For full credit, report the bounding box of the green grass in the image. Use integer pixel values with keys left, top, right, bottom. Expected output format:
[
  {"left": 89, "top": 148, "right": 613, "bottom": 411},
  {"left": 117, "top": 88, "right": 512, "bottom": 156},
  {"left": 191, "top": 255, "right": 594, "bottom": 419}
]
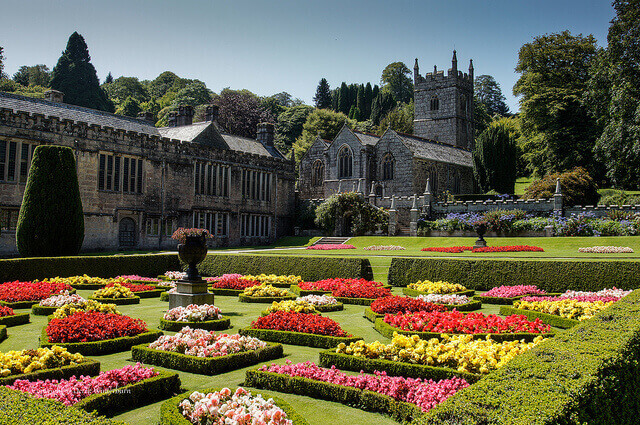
[{"left": 514, "top": 176, "right": 533, "bottom": 196}]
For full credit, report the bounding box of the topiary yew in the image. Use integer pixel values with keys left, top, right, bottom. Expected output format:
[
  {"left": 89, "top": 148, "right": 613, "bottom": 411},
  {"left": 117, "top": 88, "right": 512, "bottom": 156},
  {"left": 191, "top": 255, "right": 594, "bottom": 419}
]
[{"left": 16, "top": 145, "right": 84, "bottom": 257}]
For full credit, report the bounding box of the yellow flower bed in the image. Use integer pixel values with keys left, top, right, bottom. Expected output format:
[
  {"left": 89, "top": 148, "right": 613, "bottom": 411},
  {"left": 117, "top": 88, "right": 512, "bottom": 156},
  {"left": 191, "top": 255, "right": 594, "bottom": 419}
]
[
  {"left": 265, "top": 299, "right": 318, "bottom": 314},
  {"left": 0, "top": 346, "right": 85, "bottom": 376},
  {"left": 240, "top": 274, "right": 302, "bottom": 286},
  {"left": 336, "top": 332, "right": 544, "bottom": 374},
  {"left": 53, "top": 300, "right": 120, "bottom": 319},
  {"left": 408, "top": 280, "right": 467, "bottom": 294},
  {"left": 242, "top": 284, "right": 291, "bottom": 297},
  {"left": 40, "top": 274, "right": 128, "bottom": 286},
  {"left": 93, "top": 283, "right": 134, "bottom": 299},
  {"left": 514, "top": 299, "right": 614, "bottom": 321}
]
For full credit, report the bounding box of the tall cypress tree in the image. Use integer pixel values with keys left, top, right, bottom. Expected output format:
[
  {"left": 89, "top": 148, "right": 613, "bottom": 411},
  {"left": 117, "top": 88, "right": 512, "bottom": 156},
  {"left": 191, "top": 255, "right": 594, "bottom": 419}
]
[
  {"left": 363, "top": 82, "right": 373, "bottom": 119},
  {"left": 313, "top": 78, "right": 332, "bottom": 109},
  {"left": 338, "top": 82, "right": 350, "bottom": 115},
  {"left": 356, "top": 84, "right": 365, "bottom": 121},
  {"left": 50, "top": 32, "right": 114, "bottom": 112}
]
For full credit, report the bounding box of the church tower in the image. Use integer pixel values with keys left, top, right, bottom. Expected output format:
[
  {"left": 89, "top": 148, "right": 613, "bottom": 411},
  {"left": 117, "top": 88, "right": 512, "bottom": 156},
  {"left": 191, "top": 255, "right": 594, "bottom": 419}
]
[{"left": 413, "top": 51, "right": 474, "bottom": 150}]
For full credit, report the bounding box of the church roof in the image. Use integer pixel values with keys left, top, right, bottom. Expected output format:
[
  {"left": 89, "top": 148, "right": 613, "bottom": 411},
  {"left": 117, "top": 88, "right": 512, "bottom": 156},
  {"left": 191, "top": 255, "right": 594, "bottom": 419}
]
[
  {"left": 395, "top": 132, "right": 473, "bottom": 167},
  {"left": 353, "top": 131, "right": 380, "bottom": 146}
]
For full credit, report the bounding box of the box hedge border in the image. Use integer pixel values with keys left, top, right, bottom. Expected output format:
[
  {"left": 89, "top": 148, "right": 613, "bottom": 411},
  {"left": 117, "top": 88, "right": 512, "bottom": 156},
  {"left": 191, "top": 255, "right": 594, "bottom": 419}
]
[
  {"left": 318, "top": 349, "right": 480, "bottom": 383},
  {"left": 402, "top": 288, "right": 475, "bottom": 298},
  {"left": 364, "top": 302, "right": 482, "bottom": 323},
  {"left": 158, "top": 315, "right": 231, "bottom": 332},
  {"left": 260, "top": 303, "right": 345, "bottom": 317},
  {"left": 238, "top": 327, "right": 362, "bottom": 349},
  {"left": 131, "top": 342, "right": 283, "bottom": 375},
  {"left": 473, "top": 293, "right": 562, "bottom": 305},
  {"left": 238, "top": 294, "right": 297, "bottom": 303},
  {"left": 0, "top": 358, "right": 100, "bottom": 386},
  {"left": 499, "top": 305, "right": 580, "bottom": 329},
  {"left": 0, "top": 290, "right": 76, "bottom": 309},
  {"left": 32, "top": 304, "right": 61, "bottom": 316},
  {"left": 244, "top": 369, "right": 422, "bottom": 423},
  {"left": 210, "top": 288, "right": 243, "bottom": 296},
  {"left": 87, "top": 296, "right": 141, "bottom": 305},
  {"left": 388, "top": 257, "right": 640, "bottom": 291},
  {"left": 414, "top": 289, "right": 640, "bottom": 425},
  {"left": 0, "top": 313, "right": 30, "bottom": 327},
  {"left": 198, "top": 254, "right": 373, "bottom": 281},
  {"left": 132, "top": 288, "right": 165, "bottom": 298},
  {"left": 0, "top": 325, "right": 6, "bottom": 343},
  {"left": 160, "top": 387, "right": 309, "bottom": 425},
  {"left": 160, "top": 292, "right": 169, "bottom": 302},
  {"left": 75, "top": 369, "right": 181, "bottom": 415},
  {"left": 40, "top": 327, "right": 164, "bottom": 355},
  {"left": 374, "top": 318, "right": 553, "bottom": 342}
]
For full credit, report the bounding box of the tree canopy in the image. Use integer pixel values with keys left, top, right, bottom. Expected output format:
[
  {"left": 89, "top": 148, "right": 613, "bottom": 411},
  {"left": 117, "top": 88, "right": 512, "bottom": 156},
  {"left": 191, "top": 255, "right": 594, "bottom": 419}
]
[
  {"left": 473, "top": 121, "right": 518, "bottom": 194},
  {"left": 474, "top": 75, "right": 509, "bottom": 116},
  {"left": 380, "top": 62, "right": 413, "bottom": 104},
  {"left": 215, "top": 88, "right": 273, "bottom": 139},
  {"left": 13, "top": 65, "right": 50, "bottom": 87},
  {"left": 313, "top": 78, "right": 332, "bottom": 109},
  {"left": 275, "top": 105, "right": 314, "bottom": 153},
  {"left": 292, "top": 109, "right": 354, "bottom": 162}
]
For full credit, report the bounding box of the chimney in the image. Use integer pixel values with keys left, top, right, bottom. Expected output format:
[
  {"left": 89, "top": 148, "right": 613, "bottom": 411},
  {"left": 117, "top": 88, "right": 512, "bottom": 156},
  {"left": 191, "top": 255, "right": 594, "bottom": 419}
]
[
  {"left": 205, "top": 104, "right": 219, "bottom": 122},
  {"left": 44, "top": 89, "right": 64, "bottom": 103},
  {"left": 176, "top": 105, "right": 194, "bottom": 126},
  {"left": 256, "top": 122, "right": 275, "bottom": 146},
  {"left": 137, "top": 111, "right": 155, "bottom": 124},
  {"left": 168, "top": 111, "right": 178, "bottom": 127}
]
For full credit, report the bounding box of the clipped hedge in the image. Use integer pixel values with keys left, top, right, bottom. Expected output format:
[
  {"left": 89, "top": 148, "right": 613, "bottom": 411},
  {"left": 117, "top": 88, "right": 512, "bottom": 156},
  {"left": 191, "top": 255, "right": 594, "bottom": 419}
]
[
  {"left": 499, "top": 306, "right": 580, "bottom": 329},
  {"left": 238, "top": 294, "right": 297, "bottom": 303},
  {"left": 160, "top": 292, "right": 169, "bottom": 302},
  {"left": 210, "top": 288, "right": 243, "bottom": 296},
  {"left": 318, "top": 349, "right": 479, "bottom": 383},
  {"left": 0, "top": 386, "right": 125, "bottom": 425},
  {"left": 388, "top": 257, "right": 640, "bottom": 291},
  {"left": 87, "top": 296, "right": 140, "bottom": 305},
  {"left": 402, "top": 288, "right": 475, "bottom": 297},
  {"left": 74, "top": 369, "right": 180, "bottom": 415},
  {"left": 260, "top": 303, "right": 344, "bottom": 317},
  {"left": 0, "top": 253, "right": 181, "bottom": 283},
  {"left": 239, "top": 328, "right": 362, "bottom": 349},
  {"left": 374, "top": 318, "right": 553, "bottom": 342},
  {"left": 415, "top": 289, "right": 640, "bottom": 425},
  {"left": 0, "top": 313, "right": 30, "bottom": 327},
  {"left": 131, "top": 342, "right": 283, "bottom": 375},
  {"left": 334, "top": 296, "right": 378, "bottom": 306},
  {"left": 158, "top": 316, "right": 231, "bottom": 332},
  {"left": 474, "top": 293, "right": 562, "bottom": 305},
  {"left": 160, "top": 387, "right": 309, "bottom": 425},
  {"left": 32, "top": 305, "right": 60, "bottom": 316},
  {"left": 40, "top": 328, "right": 164, "bottom": 355},
  {"left": 0, "top": 326, "right": 6, "bottom": 343},
  {"left": 133, "top": 288, "right": 165, "bottom": 298},
  {"left": 245, "top": 369, "right": 422, "bottom": 423},
  {"left": 198, "top": 254, "right": 373, "bottom": 281},
  {"left": 0, "top": 358, "right": 100, "bottom": 386}
]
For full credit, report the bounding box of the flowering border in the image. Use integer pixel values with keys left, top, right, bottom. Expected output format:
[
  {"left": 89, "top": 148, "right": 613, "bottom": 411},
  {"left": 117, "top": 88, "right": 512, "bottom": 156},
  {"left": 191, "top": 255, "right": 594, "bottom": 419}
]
[
  {"left": 363, "top": 302, "right": 482, "bottom": 323},
  {"left": 238, "top": 294, "right": 297, "bottom": 303},
  {"left": 402, "top": 288, "right": 475, "bottom": 298},
  {"left": 244, "top": 369, "right": 422, "bottom": 424},
  {"left": 0, "top": 288, "right": 77, "bottom": 309},
  {"left": 374, "top": 318, "right": 554, "bottom": 342},
  {"left": 499, "top": 306, "right": 580, "bottom": 329},
  {"left": 158, "top": 316, "right": 231, "bottom": 332},
  {"left": 239, "top": 328, "right": 362, "bottom": 349},
  {"left": 0, "top": 358, "right": 100, "bottom": 386},
  {"left": 87, "top": 296, "right": 141, "bottom": 305},
  {"left": 0, "top": 312, "right": 30, "bottom": 327},
  {"left": 40, "top": 327, "right": 164, "bottom": 355},
  {"left": 289, "top": 285, "right": 332, "bottom": 297},
  {"left": 159, "top": 387, "right": 309, "bottom": 425},
  {"left": 260, "top": 303, "right": 344, "bottom": 317},
  {"left": 131, "top": 342, "right": 284, "bottom": 375},
  {"left": 474, "top": 293, "right": 562, "bottom": 305}
]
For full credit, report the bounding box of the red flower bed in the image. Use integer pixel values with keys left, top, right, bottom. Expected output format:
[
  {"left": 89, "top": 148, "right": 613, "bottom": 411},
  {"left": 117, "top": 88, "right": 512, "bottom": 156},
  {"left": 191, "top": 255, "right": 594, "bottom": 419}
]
[
  {"left": 370, "top": 296, "right": 448, "bottom": 315},
  {"left": 299, "top": 278, "right": 390, "bottom": 299},
  {"left": 250, "top": 311, "right": 350, "bottom": 337},
  {"left": 0, "top": 305, "right": 14, "bottom": 317},
  {"left": 211, "top": 277, "right": 261, "bottom": 290},
  {"left": 0, "top": 281, "right": 71, "bottom": 302},
  {"left": 107, "top": 281, "right": 155, "bottom": 292},
  {"left": 421, "top": 246, "right": 472, "bottom": 253},
  {"left": 332, "top": 284, "right": 391, "bottom": 299},
  {"left": 306, "top": 244, "right": 356, "bottom": 250},
  {"left": 384, "top": 310, "right": 550, "bottom": 334},
  {"left": 421, "top": 246, "right": 544, "bottom": 253},
  {"left": 46, "top": 311, "right": 148, "bottom": 343}
]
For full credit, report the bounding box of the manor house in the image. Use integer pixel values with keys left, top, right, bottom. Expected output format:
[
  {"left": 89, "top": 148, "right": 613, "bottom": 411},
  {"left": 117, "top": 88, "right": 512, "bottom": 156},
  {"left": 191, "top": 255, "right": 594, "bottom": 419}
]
[
  {"left": 299, "top": 51, "right": 474, "bottom": 199},
  {"left": 0, "top": 91, "right": 295, "bottom": 255}
]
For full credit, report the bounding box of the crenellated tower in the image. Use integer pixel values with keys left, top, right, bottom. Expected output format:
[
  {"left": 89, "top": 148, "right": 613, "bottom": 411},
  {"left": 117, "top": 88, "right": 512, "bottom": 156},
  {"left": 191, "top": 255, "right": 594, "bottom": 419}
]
[{"left": 413, "top": 50, "right": 474, "bottom": 150}]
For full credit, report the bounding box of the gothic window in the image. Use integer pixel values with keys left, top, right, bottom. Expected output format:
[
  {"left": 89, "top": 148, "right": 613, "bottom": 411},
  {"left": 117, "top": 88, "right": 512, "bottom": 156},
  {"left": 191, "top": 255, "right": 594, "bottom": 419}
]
[
  {"left": 338, "top": 145, "right": 353, "bottom": 179},
  {"left": 382, "top": 153, "right": 394, "bottom": 180},
  {"left": 428, "top": 166, "right": 438, "bottom": 193},
  {"left": 311, "top": 160, "right": 324, "bottom": 186},
  {"left": 430, "top": 96, "right": 439, "bottom": 111},
  {"left": 450, "top": 168, "right": 461, "bottom": 194}
]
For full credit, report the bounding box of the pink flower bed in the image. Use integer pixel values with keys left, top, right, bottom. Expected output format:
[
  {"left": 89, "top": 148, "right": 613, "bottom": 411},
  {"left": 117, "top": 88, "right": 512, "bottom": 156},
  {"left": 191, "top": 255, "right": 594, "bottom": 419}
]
[
  {"left": 204, "top": 274, "right": 243, "bottom": 283},
  {"left": 520, "top": 287, "right": 632, "bottom": 303},
  {"left": 259, "top": 360, "right": 468, "bottom": 412},
  {"left": 306, "top": 244, "right": 356, "bottom": 250},
  {"left": 521, "top": 295, "right": 620, "bottom": 303},
  {"left": 483, "top": 285, "right": 546, "bottom": 298},
  {"left": 116, "top": 275, "right": 163, "bottom": 282},
  {"left": 148, "top": 327, "right": 267, "bottom": 357},
  {"left": 7, "top": 363, "right": 157, "bottom": 405}
]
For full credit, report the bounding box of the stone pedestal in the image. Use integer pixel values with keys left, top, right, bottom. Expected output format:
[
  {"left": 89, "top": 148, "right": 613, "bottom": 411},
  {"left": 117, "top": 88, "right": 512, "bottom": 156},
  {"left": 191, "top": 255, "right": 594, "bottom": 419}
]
[
  {"left": 169, "top": 278, "right": 214, "bottom": 309},
  {"left": 473, "top": 239, "right": 487, "bottom": 249}
]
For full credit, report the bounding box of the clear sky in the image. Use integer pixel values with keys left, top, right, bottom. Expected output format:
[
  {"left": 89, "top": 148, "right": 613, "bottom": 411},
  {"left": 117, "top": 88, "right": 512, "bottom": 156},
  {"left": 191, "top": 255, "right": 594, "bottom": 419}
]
[{"left": 0, "top": 0, "right": 615, "bottom": 113}]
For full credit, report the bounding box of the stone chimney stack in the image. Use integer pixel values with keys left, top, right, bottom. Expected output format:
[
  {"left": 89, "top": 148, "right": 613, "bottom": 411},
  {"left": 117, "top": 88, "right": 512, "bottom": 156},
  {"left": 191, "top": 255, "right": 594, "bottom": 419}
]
[
  {"left": 137, "top": 111, "right": 155, "bottom": 124},
  {"left": 44, "top": 89, "right": 64, "bottom": 103},
  {"left": 256, "top": 122, "right": 275, "bottom": 146},
  {"left": 205, "top": 104, "right": 219, "bottom": 122},
  {"left": 176, "top": 105, "right": 194, "bottom": 126},
  {"left": 168, "top": 112, "right": 178, "bottom": 127}
]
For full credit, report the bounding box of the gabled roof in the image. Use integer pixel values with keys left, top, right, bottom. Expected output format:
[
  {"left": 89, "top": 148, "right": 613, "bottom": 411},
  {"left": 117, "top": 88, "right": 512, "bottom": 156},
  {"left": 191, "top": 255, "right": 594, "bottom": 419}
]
[
  {"left": 391, "top": 130, "right": 473, "bottom": 167},
  {"left": 221, "top": 133, "right": 285, "bottom": 159},
  {"left": 353, "top": 130, "right": 380, "bottom": 146},
  {"left": 158, "top": 121, "right": 210, "bottom": 141}
]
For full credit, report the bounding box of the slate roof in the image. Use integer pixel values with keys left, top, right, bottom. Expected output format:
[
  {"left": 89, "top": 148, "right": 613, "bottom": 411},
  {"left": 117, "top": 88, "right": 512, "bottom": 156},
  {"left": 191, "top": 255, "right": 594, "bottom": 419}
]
[
  {"left": 395, "top": 132, "right": 473, "bottom": 167},
  {"left": 353, "top": 131, "right": 380, "bottom": 146},
  {"left": 221, "top": 133, "right": 285, "bottom": 159},
  {"left": 158, "top": 121, "right": 209, "bottom": 141}
]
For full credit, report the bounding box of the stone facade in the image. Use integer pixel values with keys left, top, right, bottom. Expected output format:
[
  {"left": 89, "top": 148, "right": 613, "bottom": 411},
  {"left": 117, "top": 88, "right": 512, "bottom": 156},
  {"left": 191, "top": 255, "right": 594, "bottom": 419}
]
[{"left": 0, "top": 92, "right": 295, "bottom": 256}]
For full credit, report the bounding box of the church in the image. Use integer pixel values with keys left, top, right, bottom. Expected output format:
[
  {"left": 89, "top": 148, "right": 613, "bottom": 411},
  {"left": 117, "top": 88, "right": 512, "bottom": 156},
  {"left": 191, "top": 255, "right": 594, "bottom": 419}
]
[{"left": 298, "top": 51, "right": 475, "bottom": 200}]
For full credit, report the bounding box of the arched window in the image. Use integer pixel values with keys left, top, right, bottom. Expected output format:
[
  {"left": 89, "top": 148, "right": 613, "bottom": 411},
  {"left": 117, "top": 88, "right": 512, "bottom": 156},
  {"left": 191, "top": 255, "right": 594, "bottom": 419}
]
[
  {"left": 460, "top": 95, "right": 467, "bottom": 113},
  {"left": 311, "top": 160, "right": 324, "bottom": 187},
  {"left": 382, "top": 153, "right": 394, "bottom": 180},
  {"left": 338, "top": 145, "right": 353, "bottom": 179},
  {"left": 430, "top": 96, "right": 439, "bottom": 111},
  {"left": 428, "top": 166, "right": 438, "bottom": 193}
]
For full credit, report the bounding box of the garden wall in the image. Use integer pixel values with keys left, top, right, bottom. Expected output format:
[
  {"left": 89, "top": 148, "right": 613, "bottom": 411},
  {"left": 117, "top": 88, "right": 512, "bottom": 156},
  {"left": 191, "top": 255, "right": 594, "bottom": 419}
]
[
  {"left": 413, "top": 289, "right": 640, "bottom": 425},
  {"left": 387, "top": 257, "right": 640, "bottom": 291}
]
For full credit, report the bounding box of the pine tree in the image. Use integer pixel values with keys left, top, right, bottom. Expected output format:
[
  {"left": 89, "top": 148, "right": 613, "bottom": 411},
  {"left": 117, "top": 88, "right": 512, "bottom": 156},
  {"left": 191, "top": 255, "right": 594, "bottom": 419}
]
[
  {"left": 338, "top": 82, "right": 350, "bottom": 115},
  {"left": 363, "top": 82, "right": 373, "bottom": 119},
  {"left": 313, "top": 78, "right": 332, "bottom": 109},
  {"left": 104, "top": 72, "right": 113, "bottom": 84},
  {"left": 356, "top": 84, "right": 365, "bottom": 121},
  {"left": 331, "top": 88, "right": 339, "bottom": 111},
  {"left": 50, "top": 32, "right": 114, "bottom": 112},
  {"left": 348, "top": 105, "right": 356, "bottom": 120}
]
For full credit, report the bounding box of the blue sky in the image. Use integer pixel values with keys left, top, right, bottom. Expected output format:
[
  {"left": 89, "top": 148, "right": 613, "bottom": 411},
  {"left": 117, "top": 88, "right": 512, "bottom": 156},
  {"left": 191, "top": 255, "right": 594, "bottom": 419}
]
[{"left": 1, "top": 0, "right": 614, "bottom": 112}]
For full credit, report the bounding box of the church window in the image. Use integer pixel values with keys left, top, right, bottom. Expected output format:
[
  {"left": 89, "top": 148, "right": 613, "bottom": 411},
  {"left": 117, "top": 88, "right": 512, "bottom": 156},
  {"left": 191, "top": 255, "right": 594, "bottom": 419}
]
[
  {"left": 338, "top": 145, "right": 353, "bottom": 179},
  {"left": 382, "top": 153, "right": 394, "bottom": 180},
  {"left": 311, "top": 160, "right": 324, "bottom": 186},
  {"left": 428, "top": 166, "right": 438, "bottom": 193},
  {"left": 430, "top": 96, "right": 439, "bottom": 111}
]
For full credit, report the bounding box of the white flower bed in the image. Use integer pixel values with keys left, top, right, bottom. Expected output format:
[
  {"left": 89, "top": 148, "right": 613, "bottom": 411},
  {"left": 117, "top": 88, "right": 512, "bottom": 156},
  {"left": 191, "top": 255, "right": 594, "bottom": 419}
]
[
  {"left": 39, "top": 291, "right": 86, "bottom": 307},
  {"left": 562, "top": 288, "right": 632, "bottom": 299},
  {"left": 163, "top": 304, "right": 222, "bottom": 322},
  {"left": 164, "top": 271, "right": 187, "bottom": 280},
  {"left": 416, "top": 293, "right": 471, "bottom": 305},
  {"left": 297, "top": 294, "right": 339, "bottom": 306},
  {"left": 363, "top": 245, "right": 406, "bottom": 251},
  {"left": 149, "top": 327, "right": 267, "bottom": 357},
  {"left": 578, "top": 246, "right": 634, "bottom": 253}
]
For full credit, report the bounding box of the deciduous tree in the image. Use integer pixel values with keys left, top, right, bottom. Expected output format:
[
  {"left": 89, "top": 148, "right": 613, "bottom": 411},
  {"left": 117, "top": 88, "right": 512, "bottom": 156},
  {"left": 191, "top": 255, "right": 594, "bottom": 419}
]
[
  {"left": 380, "top": 62, "right": 413, "bottom": 104},
  {"left": 473, "top": 121, "right": 518, "bottom": 194},
  {"left": 474, "top": 75, "right": 509, "bottom": 116},
  {"left": 292, "top": 109, "right": 354, "bottom": 162}
]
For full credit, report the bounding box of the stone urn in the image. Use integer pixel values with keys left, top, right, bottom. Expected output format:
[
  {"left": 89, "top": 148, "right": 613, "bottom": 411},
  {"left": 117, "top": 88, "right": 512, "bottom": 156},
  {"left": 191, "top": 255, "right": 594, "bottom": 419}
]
[
  {"left": 178, "top": 235, "right": 208, "bottom": 281},
  {"left": 473, "top": 222, "right": 488, "bottom": 249}
]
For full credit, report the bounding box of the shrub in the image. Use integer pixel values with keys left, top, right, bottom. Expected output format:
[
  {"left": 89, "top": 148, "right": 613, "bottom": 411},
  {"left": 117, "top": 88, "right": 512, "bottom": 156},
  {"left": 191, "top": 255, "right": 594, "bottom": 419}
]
[
  {"left": 314, "top": 192, "right": 389, "bottom": 235},
  {"left": 523, "top": 167, "right": 599, "bottom": 206},
  {"left": 473, "top": 122, "right": 518, "bottom": 194},
  {"left": 16, "top": 145, "right": 84, "bottom": 256}
]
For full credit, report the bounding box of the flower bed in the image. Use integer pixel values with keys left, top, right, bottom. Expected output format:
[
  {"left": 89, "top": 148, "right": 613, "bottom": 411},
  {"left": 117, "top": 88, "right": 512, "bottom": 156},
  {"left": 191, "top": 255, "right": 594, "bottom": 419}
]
[
  {"left": 89, "top": 283, "right": 140, "bottom": 304},
  {"left": 132, "top": 328, "right": 283, "bottom": 375},
  {"left": 499, "top": 305, "right": 580, "bottom": 329},
  {"left": 513, "top": 298, "right": 614, "bottom": 321},
  {"left": 296, "top": 278, "right": 392, "bottom": 303},
  {"left": 160, "top": 387, "right": 308, "bottom": 425},
  {"left": 0, "top": 281, "right": 72, "bottom": 308},
  {"left": 239, "top": 284, "right": 296, "bottom": 303},
  {"left": 41, "top": 275, "right": 112, "bottom": 290},
  {"left": 264, "top": 299, "right": 319, "bottom": 315},
  {"left": 297, "top": 295, "right": 343, "bottom": 312},
  {"left": 0, "top": 305, "right": 30, "bottom": 327},
  {"left": 415, "top": 294, "right": 482, "bottom": 311},
  {"left": 33, "top": 292, "right": 87, "bottom": 316},
  {"left": 105, "top": 281, "right": 164, "bottom": 298},
  {"left": 159, "top": 305, "right": 230, "bottom": 332},
  {"left": 52, "top": 300, "right": 120, "bottom": 319},
  {"left": 560, "top": 287, "right": 632, "bottom": 300},
  {"left": 306, "top": 244, "right": 356, "bottom": 250},
  {"left": 88, "top": 296, "right": 140, "bottom": 305},
  {"left": 371, "top": 296, "right": 449, "bottom": 315},
  {"left": 407, "top": 280, "right": 468, "bottom": 294},
  {"left": 474, "top": 285, "right": 549, "bottom": 305},
  {"left": 421, "top": 246, "right": 472, "bottom": 253},
  {"left": 578, "top": 246, "right": 634, "bottom": 253},
  {"left": 363, "top": 245, "right": 406, "bottom": 251},
  {"left": 209, "top": 275, "right": 261, "bottom": 295},
  {"left": 116, "top": 275, "right": 164, "bottom": 283},
  {"left": 421, "top": 245, "right": 544, "bottom": 253},
  {"left": 163, "top": 271, "right": 187, "bottom": 280},
  {"left": 242, "top": 274, "right": 303, "bottom": 288}
]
